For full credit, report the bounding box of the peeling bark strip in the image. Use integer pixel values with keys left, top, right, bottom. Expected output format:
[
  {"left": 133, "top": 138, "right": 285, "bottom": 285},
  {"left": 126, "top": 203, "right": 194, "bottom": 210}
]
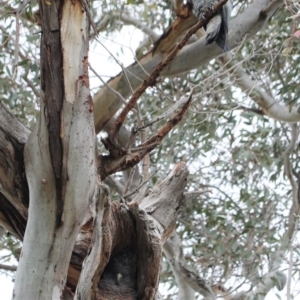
[
  {"left": 152, "top": 1, "right": 198, "bottom": 54},
  {"left": 40, "top": 0, "right": 64, "bottom": 180},
  {"left": 39, "top": 0, "right": 65, "bottom": 227},
  {"left": 13, "top": 0, "right": 96, "bottom": 299},
  {"left": 75, "top": 183, "right": 111, "bottom": 300},
  {"left": 61, "top": 0, "right": 89, "bottom": 105}
]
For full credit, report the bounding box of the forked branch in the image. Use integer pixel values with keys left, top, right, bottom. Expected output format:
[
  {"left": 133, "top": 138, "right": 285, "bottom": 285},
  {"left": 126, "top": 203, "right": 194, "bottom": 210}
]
[
  {"left": 99, "top": 92, "right": 192, "bottom": 179},
  {"left": 109, "top": 0, "right": 229, "bottom": 143}
]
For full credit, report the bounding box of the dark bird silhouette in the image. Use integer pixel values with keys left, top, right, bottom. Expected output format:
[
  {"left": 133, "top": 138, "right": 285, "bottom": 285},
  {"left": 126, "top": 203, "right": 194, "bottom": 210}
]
[{"left": 190, "top": 0, "right": 232, "bottom": 52}]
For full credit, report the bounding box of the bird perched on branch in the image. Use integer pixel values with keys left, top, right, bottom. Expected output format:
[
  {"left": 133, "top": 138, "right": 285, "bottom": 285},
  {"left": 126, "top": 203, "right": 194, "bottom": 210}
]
[{"left": 189, "top": 0, "right": 232, "bottom": 52}]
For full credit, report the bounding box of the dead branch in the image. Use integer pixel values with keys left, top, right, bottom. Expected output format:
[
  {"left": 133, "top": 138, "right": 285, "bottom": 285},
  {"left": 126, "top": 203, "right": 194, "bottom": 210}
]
[{"left": 70, "top": 163, "right": 188, "bottom": 297}]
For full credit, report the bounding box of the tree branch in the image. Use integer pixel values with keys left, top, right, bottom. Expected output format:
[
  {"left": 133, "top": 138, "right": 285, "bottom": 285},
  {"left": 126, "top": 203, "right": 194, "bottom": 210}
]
[
  {"left": 99, "top": 93, "right": 192, "bottom": 179},
  {"left": 92, "top": 0, "right": 283, "bottom": 133},
  {"left": 109, "top": 0, "right": 229, "bottom": 142},
  {"left": 224, "top": 53, "right": 300, "bottom": 123},
  {"left": 0, "top": 263, "right": 17, "bottom": 272}
]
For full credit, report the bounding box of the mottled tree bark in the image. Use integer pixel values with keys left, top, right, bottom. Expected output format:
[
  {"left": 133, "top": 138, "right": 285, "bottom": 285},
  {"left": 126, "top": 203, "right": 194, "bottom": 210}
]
[
  {"left": 0, "top": 102, "right": 29, "bottom": 239},
  {"left": 74, "top": 163, "right": 188, "bottom": 300},
  {"left": 13, "top": 0, "right": 96, "bottom": 298}
]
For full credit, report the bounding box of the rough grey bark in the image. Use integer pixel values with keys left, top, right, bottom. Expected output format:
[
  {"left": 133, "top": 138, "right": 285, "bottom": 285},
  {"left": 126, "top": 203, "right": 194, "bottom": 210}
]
[{"left": 74, "top": 162, "right": 188, "bottom": 299}]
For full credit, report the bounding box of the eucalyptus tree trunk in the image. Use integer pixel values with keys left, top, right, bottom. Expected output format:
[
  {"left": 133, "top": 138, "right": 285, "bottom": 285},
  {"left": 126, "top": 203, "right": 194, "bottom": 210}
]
[{"left": 13, "top": 0, "right": 96, "bottom": 298}]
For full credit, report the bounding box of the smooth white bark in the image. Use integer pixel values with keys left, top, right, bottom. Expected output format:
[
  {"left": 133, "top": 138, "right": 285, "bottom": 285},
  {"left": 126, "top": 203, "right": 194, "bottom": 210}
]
[
  {"left": 225, "top": 54, "right": 300, "bottom": 123},
  {"left": 13, "top": 1, "right": 97, "bottom": 299}
]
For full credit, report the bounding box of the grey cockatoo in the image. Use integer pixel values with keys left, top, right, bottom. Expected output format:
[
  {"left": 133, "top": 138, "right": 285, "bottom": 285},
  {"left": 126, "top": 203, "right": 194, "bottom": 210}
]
[{"left": 189, "top": 0, "right": 232, "bottom": 51}]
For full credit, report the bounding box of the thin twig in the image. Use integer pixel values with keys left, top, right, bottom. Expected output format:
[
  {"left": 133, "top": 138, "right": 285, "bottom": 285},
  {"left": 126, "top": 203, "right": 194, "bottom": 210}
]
[
  {"left": 142, "top": 92, "right": 193, "bottom": 147},
  {"left": 287, "top": 244, "right": 293, "bottom": 300},
  {"left": 113, "top": 11, "right": 159, "bottom": 41},
  {"left": 130, "top": 142, "right": 159, "bottom": 153},
  {"left": 12, "top": 11, "right": 20, "bottom": 81},
  {"left": 80, "top": 0, "right": 98, "bottom": 35},
  {"left": 138, "top": 118, "right": 150, "bottom": 201},
  {"left": 103, "top": 175, "right": 124, "bottom": 195},
  {"left": 89, "top": 63, "right": 136, "bottom": 111},
  {"left": 123, "top": 166, "right": 136, "bottom": 196},
  {"left": 22, "top": 75, "right": 40, "bottom": 98},
  {"left": 137, "top": 90, "right": 194, "bottom": 131},
  {"left": 94, "top": 36, "right": 139, "bottom": 94},
  {"left": 125, "top": 168, "right": 159, "bottom": 199}
]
